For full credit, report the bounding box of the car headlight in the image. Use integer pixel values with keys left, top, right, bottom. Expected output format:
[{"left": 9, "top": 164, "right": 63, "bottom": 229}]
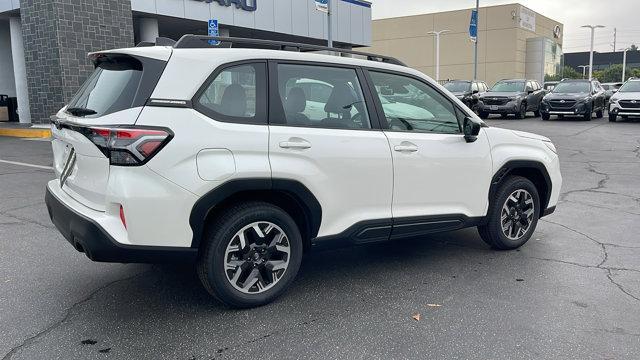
[
  {"left": 576, "top": 98, "right": 590, "bottom": 105},
  {"left": 544, "top": 141, "right": 557, "bottom": 154}
]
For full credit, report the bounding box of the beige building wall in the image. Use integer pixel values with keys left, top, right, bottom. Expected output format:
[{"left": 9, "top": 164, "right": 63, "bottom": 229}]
[{"left": 367, "top": 3, "right": 563, "bottom": 86}]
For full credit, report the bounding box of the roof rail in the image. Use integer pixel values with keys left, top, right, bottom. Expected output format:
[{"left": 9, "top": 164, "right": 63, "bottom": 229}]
[{"left": 173, "top": 35, "right": 407, "bottom": 67}]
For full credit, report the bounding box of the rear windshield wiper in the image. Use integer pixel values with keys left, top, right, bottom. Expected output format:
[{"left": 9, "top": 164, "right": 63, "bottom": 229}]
[{"left": 67, "top": 107, "right": 97, "bottom": 117}]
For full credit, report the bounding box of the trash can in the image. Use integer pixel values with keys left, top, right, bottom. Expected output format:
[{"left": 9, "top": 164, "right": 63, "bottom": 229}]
[
  {"left": 0, "top": 95, "right": 8, "bottom": 122},
  {"left": 7, "top": 97, "right": 18, "bottom": 122}
]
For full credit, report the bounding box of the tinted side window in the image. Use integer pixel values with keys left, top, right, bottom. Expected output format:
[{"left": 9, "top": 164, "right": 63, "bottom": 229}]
[
  {"left": 369, "top": 71, "right": 461, "bottom": 134},
  {"left": 195, "top": 63, "right": 267, "bottom": 124},
  {"left": 273, "top": 64, "right": 371, "bottom": 129}
]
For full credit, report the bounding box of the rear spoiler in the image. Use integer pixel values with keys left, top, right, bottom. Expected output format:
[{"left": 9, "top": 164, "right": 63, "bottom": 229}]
[{"left": 136, "top": 37, "right": 177, "bottom": 47}]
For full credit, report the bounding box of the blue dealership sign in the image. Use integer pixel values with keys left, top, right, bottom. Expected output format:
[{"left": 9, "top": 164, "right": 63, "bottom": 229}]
[
  {"left": 469, "top": 10, "right": 478, "bottom": 42},
  {"left": 208, "top": 19, "right": 219, "bottom": 45},
  {"left": 315, "top": 0, "right": 329, "bottom": 13}
]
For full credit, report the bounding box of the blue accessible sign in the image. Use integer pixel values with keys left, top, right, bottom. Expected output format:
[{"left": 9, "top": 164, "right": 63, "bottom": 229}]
[
  {"left": 208, "top": 19, "right": 220, "bottom": 45},
  {"left": 469, "top": 10, "right": 478, "bottom": 43}
]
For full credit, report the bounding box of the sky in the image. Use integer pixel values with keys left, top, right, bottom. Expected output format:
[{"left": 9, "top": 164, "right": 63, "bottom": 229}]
[{"left": 369, "top": 0, "right": 640, "bottom": 53}]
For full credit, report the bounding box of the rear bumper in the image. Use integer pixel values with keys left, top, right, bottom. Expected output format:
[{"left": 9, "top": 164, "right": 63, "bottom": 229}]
[{"left": 45, "top": 185, "right": 197, "bottom": 263}]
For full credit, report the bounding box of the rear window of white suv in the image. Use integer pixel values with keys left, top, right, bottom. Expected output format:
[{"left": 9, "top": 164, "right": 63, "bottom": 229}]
[{"left": 66, "top": 54, "right": 166, "bottom": 118}]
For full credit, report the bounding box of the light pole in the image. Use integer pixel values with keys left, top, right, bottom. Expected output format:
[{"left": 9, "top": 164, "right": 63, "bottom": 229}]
[
  {"left": 622, "top": 47, "right": 630, "bottom": 82},
  {"left": 578, "top": 65, "right": 589, "bottom": 79},
  {"left": 428, "top": 30, "right": 450, "bottom": 82},
  {"left": 581, "top": 25, "right": 605, "bottom": 80}
]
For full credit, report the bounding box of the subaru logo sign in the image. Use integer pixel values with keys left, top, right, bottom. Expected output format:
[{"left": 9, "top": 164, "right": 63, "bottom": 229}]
[
  {"left": 193, "top": 0, "right": 257, "bottom": 12},
  {"left": 560, "top": 100, "right": 566, "bottom": 103}
]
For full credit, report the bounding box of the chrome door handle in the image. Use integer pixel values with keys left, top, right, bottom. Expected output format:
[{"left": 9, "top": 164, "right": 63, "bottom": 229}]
[
  {"left": 279, "top": 138, "right": 312, "bottom": 149},
  {"left": 394, "top": 142, "right": 418, "bottom": 153}
]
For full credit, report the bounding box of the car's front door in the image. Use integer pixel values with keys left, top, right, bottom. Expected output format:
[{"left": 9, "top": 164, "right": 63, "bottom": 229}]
[
  {"left": 268, "top": 62, "right": 393, "bottom": 240},
  {"left": 366, "top": 69, "right": 493, "bottom": 230}
]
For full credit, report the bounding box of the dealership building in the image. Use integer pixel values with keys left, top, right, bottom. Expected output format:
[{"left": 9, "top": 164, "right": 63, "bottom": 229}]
[
  {"left": 0, "top": 0, "right": 372, "bottom": 124},
  {"left": 367, "top": 3, "right": 563, "bottom": 86}
]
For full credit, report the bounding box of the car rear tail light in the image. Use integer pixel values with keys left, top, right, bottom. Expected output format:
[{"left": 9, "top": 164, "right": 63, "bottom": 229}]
[
  {"left": 119, "top": 205, "right": 127, "bottom": 229},
  {"left": 82, "top": 126, "right": 173, "bottom": 166}
]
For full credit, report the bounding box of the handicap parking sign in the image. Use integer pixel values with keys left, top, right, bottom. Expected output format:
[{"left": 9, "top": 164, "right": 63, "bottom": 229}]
[{"left": 208, "top": 19, "right": 220, "bottom": 45}]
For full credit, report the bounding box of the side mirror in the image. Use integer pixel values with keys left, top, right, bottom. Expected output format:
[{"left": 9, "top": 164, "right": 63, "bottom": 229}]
[{"left": 463, "top": 117, "right": 481, "bottom": 143}]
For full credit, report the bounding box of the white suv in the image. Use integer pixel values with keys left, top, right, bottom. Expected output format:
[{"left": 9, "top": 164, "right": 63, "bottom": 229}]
[
  {"left": 609, "top": 78, "right": 640, "bottom": 122},
  {"left": 45, "top": 36, "right": 562, "bottom": 308}
]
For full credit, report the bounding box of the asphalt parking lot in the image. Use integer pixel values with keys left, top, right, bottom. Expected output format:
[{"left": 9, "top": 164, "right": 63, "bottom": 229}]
[{"left": 1, "top": 116, "right": 639, "bottom": 360}]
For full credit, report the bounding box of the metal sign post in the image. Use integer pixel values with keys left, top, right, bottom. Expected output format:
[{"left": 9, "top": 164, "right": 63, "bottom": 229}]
[
  {"left": 315, "top": 0, "right": 332, "bottom": 48},
  {"left": 470, "top": 0, "right": 479, "bottom": 80}
]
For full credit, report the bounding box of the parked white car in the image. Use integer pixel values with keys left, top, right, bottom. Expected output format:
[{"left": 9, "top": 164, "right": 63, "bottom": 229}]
[
  {"left": 45, "top": 36, "right": 562, "bottom": 308},
  {"left": 609, "top": 79, "right": 640, "bottom": 122}
]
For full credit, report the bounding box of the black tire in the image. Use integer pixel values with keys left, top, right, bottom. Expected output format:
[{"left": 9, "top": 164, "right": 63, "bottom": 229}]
[
  {"left": 478, "top": 176, "right": 540, "bottom": 250},
  {"left": 583, "top": 106, "right": 592, "bottom": 121},
  {"left": 541, "top": 113, "right": 550, "bottom": 121},
  {"left": 197, "top": 202, "right": 303, "bottom": 308},
  {"left": 516, "top": 103, "right": 527, "bottom": 119},
  {"left": 595, "top": 109, "right": 603, "bottom": 119},
  {"left": 609, "top": 113, "right": 617, "bottom": 122},
  {"left": 479, "top": 111, "right": 489, "bottom": 119},
  {"left": 533, "top": 109, "right": 541, "bottom": 117}
]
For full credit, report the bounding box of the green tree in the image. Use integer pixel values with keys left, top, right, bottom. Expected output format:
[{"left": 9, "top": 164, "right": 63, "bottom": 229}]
[{"left": 545, "top": 66, "right": 582, "bottom": 81}]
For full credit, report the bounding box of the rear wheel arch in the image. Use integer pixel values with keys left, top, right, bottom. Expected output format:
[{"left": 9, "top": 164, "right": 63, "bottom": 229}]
[
  {"left": 489, "top": 161, "right": 551, "bottom": 217},
  {"left": 189, "top": 179, "right": 322, "bottom": 251}
]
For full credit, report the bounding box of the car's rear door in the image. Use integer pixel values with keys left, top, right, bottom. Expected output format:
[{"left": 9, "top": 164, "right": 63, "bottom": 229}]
[
  {"left": 267, "top": 62, "right": 393, "bottom": 241},
  {"left": 51, "top": 51, "right": 170, "bottom": 211}
]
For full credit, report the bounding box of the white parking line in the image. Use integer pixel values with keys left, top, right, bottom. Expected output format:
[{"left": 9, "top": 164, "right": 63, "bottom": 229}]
[{"left": 0, "top": 159, "right": 53, "bottom": 170}]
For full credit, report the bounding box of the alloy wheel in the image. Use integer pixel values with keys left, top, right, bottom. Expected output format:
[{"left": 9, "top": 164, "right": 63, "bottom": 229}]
[
  {"left": 500, "top": 189, "right": 535, "bottom": 240},
  {"left": 223, "top": 221, "right": 291, "bottom": 294}
]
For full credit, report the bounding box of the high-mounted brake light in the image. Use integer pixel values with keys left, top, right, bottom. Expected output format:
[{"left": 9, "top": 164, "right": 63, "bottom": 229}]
[{"left": 82, "top": 126, "right": 173, "bottom": 166}]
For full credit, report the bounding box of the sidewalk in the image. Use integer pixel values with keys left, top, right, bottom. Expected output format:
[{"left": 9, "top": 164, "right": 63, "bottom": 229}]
[{"left": 0, "top": 122, "right": 51, "bottom": 138}]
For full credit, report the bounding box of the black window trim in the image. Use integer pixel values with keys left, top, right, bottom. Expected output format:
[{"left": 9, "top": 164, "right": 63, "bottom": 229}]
[
  {"left": 362, "top": 67, "right": 468, "bottom": 135},
  {"left": 267, "top": 59, "right": 384, "bottom": 131},
  {"left": 192, "top": 59, "right": 269, "bottom": 125}
]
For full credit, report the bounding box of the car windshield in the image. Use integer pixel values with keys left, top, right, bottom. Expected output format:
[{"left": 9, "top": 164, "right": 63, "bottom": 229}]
[
  {"left": 490, "top": 81, "right": 525, "bottom": 92},
  {"left": 553, "top": 82, "right": 591, "bottom": 94},
  {"left": 443, "top": 82, "right": 470, "bottom": 92},
  {"left": 618, "top": 81, "right": 640, "bottom": 92}
]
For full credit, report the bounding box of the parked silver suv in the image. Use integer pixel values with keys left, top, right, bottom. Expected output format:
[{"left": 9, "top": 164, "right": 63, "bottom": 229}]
[{"left": 478, "top": 79, "right": 546, "bottom": 119}]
